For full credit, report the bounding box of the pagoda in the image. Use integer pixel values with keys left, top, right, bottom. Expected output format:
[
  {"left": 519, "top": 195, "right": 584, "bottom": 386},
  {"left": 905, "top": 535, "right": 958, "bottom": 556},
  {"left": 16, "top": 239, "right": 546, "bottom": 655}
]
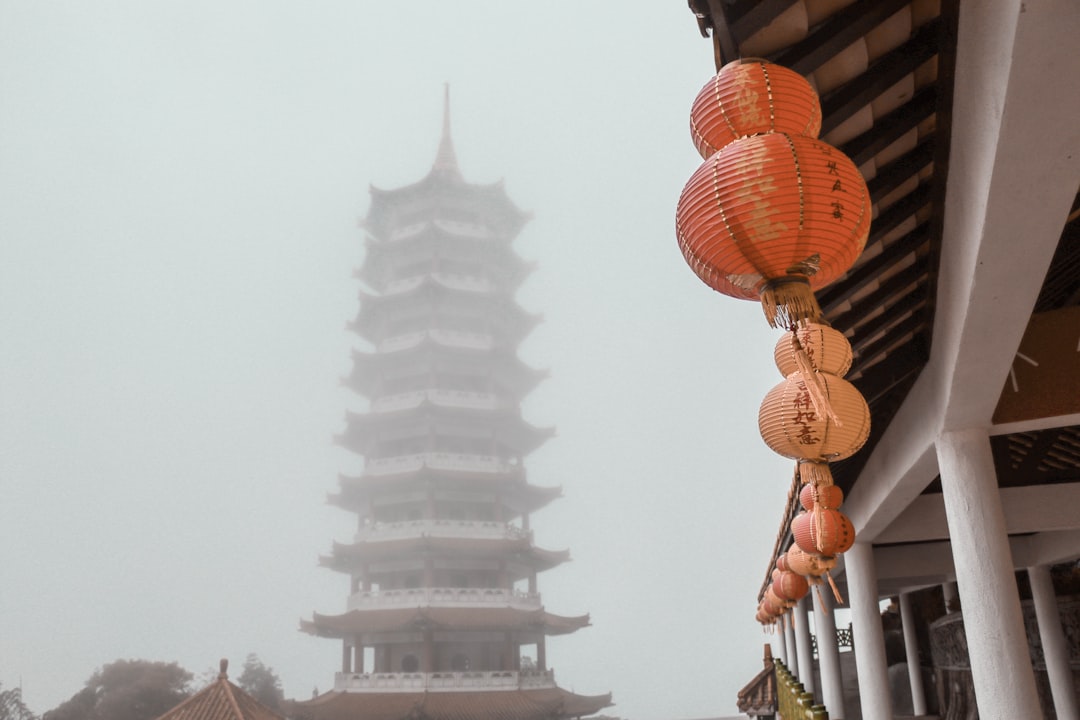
[{"left": 293, "top": 92, "right": 611, "bottom": 720}]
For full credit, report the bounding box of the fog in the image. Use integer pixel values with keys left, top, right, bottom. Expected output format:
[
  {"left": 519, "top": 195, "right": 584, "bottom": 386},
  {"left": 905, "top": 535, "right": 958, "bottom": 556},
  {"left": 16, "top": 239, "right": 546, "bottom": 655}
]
[{"left": 0, "top": 3, "right": 795, "bottom": 718}]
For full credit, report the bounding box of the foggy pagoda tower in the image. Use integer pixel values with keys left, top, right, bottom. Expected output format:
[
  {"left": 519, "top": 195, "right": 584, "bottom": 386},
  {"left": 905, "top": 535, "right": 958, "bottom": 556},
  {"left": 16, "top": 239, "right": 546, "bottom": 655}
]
[{"left": 295, "top": 93, "right": 611, "bottom": 720}]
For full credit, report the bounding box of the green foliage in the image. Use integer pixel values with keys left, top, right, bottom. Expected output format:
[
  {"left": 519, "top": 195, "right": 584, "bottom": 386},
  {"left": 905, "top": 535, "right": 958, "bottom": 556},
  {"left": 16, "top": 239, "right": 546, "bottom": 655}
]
[
  {"left": 236, "top": 655, "right": 283, "bottom": 710},
  {"left": 43, "top": 660, "right": 191, "bottom": 720},
  {"left": 0, "top": 684, "right": 39, "bottom": 720}
]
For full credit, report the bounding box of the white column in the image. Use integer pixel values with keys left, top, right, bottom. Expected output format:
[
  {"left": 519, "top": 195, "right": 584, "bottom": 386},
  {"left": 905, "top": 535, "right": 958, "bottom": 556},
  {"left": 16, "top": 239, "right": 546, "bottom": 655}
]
[
  {"left": 794, "top": 598, "right": 816, "bottom": 696},
  {"left": 937, "top": 428, "right": 1042, "bottom": 718},
  {"left": 1029, "top": 564, "right": 1080, "bottom": 720},
  {"left": 784, "top": 613, "right": 799, "bottom": 678},
  {"left": 772, "top": 627, "right": 786, "bottom": 666},
  {"left": 943, "top": 581, "right": 959, "bottom": 613},
  {"left": 846, "top": 541, "right": 893, "bottom": 720},
  {"left": 899, "top": 592, "right": 927, "bottom": 716},
  {"left": 813, "top": 587, "right": 846, "bottom": 719}
]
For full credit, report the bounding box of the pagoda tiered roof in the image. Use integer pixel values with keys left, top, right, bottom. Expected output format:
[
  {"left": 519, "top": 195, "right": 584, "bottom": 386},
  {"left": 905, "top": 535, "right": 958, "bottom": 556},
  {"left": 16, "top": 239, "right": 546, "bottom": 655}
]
[
  {"left": 301, "top": 606, "right": 589, "bottom": 638},
  {"left": 344, "top": 344, "right": 548, "bottom": 399},
  {"left": 321, "top": 536, "right": 570, "bottom": 574},
  {"left": 337, "top": 406, "right": 554, "bottom": 457},
  {"left": 288, "top": 686, "right": 612, "bottom": 720}
]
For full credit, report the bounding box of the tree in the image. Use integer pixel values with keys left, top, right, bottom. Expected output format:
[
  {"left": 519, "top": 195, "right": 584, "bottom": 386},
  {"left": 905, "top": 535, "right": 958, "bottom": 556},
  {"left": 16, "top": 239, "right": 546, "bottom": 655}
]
[
  {"left": 44, "top": 660, "right": 191, "bottom": 720},
  {"left": 236, "top": 654, "right": 283, "bottom": 710},
  {"left": 0, "top": 683, "right": 38, "bottom": 720}
]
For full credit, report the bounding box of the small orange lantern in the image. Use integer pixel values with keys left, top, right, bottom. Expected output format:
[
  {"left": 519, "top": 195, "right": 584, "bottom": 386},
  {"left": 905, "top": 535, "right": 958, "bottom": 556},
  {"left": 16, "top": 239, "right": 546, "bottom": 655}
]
[
  {"left": 792, "top": 509, "right": 856, "bottom": 556},
  {"left": 690, "top": 59, "right": 822, "bottom": 159},
  {"left": 786, "top": 546, "right": 836, "bottom": 578},
  {"left": 758, "top": 371, "right": 871, "bottom": 461},
  {"left": 800, "top": 482, "right": 844, "bottom": 511},
  {"left": 774, "top": 322, "right": 853, "bottom": 378},
  {"left": 773, "top": 570, "right": 810, "bottom": 602},
  {"left": 676, "top": 133, "right": 871, "bottom": 328}
]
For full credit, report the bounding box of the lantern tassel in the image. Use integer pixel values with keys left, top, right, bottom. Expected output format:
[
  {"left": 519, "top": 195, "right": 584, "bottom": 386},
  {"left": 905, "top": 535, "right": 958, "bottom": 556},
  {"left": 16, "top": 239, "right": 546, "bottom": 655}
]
[
  {"left": 799, "top": 460, "right": 834, "bottom": 487},
  {"left": 761, "top": 277, "right": 822, "bottom": 330},
  {"left": 791, "top": 336, "right": 842, "bottom": 426},
  {"left": 825, "top": 570, "right": 844, "bottom": 605},
  {"left": 813, "top": 585, "right": 829, "bottom": 615}
]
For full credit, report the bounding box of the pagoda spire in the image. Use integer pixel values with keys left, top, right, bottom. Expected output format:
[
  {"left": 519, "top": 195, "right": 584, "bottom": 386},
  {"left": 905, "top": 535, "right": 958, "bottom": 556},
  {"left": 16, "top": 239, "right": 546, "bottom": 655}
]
[{"left": 431, "top": 84, "right": 462, "bottom": 179}]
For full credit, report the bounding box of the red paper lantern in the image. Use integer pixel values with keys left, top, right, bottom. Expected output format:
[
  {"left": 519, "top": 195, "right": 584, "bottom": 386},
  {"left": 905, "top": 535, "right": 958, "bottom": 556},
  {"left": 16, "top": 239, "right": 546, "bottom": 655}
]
[
  {"left": 786, "top": 546, "right": 836, "bottom": 577},
  {"left": 690, "top": 59, "right": 822, "bottom": 159},
  {"left": 676, "top": 133, "right": 871, "bottom": 328},
  {"left": 792, "top": 509, "right": 856, "bottom": 556},
  {"left": 773, "top": 570, "right": 810, "bottom": 602},
  {"left": 800, "top": 482, "right": 844, "bottom": 511},
  {"left": 774, "top": 322, "right": 853, "bottom": 378}
]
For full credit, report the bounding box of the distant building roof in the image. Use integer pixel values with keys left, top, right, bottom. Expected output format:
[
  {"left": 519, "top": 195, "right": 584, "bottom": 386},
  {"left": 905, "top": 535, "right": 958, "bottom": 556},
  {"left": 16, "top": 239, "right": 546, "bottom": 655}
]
[
  {"left": 288, "top": 686, "right": 613, "bottom": 720},
  {"left": 154, "top": 660, "right": 284, "bottom": 720}
]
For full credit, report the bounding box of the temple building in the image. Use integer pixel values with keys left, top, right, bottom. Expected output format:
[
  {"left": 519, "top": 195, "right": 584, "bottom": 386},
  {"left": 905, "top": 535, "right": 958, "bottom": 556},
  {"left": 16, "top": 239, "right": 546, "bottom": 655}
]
[
  {"left": 291, "top": 94, "right": 611, "bottom": 720},
  {"left": 686, "top": 1, "right": 1080, "bottom": 719}
]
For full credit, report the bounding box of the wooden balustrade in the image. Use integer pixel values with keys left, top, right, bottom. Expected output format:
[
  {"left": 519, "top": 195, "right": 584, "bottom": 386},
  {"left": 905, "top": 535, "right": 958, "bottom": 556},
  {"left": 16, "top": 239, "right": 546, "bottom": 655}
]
[{"left": 775, "top": 659, "right": 828, "bottom": 720}]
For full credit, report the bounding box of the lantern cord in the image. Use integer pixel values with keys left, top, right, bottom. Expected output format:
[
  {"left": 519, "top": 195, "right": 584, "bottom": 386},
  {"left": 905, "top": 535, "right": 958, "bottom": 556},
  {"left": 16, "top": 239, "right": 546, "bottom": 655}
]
[
  {"left": 791, "top": 336, "right": 842, "bottom": 426},
  {"left": 813, "top": 585, "right": 829, "bottom": 616}
]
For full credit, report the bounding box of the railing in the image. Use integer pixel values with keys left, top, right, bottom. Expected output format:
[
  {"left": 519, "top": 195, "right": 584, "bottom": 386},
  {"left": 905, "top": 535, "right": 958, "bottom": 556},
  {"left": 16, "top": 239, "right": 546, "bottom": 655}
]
[
  {"left": 363, "top": 453, "right": 518, "bottom": 476},
  {"left": 809, "top": 624, "right": 854, "bottom": 657},
  {"left": 371, "top": 389, "right": 501, "bottom": 412},
  {"left": 376, "top": 329, "right": 494, "bottom": 353},
  {"left": 334, "top": 669, "right": 555, "bottom": 693},
  {"left": 347, "top": 586, "right": 540, "bottom": 611},
  {"left": 354, "top": 519, "right": 528, "bottom": 542},
  {"left": 775, "top": 660, "right": 828, "bottom": 719}
]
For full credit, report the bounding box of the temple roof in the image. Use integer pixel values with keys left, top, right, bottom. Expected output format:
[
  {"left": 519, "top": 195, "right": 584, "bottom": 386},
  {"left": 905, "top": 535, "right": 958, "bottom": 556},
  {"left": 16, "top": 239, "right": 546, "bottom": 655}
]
[
  {"left": 287, "top": 686, "right": 612, "bottom": 720},
  {"left": 154, "top": 660, "right": 283, "bottom": 720},
  {"left": 337, "top": 407, "right": 555, "bottom": 458},
  {"left": 322, "top": 536, "right": 570, "bottom": 572},
  {"left": 331, "top": 474, "right": 562, "bottom": 516},
  {"left": 301, "top": 606, "right": 590, "bottom": 638},
  {"left": 361, "top": 90, "right": 529, "bottom": 241}
]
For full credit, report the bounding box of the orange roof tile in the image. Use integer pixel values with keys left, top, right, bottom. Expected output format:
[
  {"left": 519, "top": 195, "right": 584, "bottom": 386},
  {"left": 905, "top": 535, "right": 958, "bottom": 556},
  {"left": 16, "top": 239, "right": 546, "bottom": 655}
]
[{"left": 154, "top": 660, "right": 284, "bottom": 720}]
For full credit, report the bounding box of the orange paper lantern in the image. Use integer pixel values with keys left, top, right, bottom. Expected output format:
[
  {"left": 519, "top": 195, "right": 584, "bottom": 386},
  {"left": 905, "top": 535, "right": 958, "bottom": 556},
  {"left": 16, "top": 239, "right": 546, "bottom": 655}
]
[
  {"left": 774, "top": 322, "right": 853, "bottom": 378},
  {"left": 792, "top": 509, "right": 856, "bottom": 556},
  {"left": 786, "top": 546, "right": 836, "bottom": 578},
  {"left": 800, "top": 482, "right": 844, "bottom": 511},
  {"left": 690, "top": 59, "right": 822, "bottom": 159},
  {"left": 676, "top": 133, "right": 871, "bottom": 328},
  {"left": 758, "top": 371, "right": 871, "bottom": 461},
  {"left": 773, "top": 570, "right": 810, "bottom": 602}
]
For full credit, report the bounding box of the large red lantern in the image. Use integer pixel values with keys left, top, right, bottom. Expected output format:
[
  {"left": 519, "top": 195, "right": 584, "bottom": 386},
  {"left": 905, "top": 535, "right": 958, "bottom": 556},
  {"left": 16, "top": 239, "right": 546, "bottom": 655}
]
[
  {"left": 676, "top": 133, "right": 871, "bottom": 328},
  {"left": 690, "top": 59, "right": 822, "bottom": 159}
]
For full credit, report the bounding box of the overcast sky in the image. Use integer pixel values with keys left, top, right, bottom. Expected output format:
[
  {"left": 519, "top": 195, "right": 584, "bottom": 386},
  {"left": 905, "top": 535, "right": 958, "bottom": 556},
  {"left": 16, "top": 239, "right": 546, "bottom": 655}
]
[{"left": 0, "top": 3, "right": 804, "bottom": 718}]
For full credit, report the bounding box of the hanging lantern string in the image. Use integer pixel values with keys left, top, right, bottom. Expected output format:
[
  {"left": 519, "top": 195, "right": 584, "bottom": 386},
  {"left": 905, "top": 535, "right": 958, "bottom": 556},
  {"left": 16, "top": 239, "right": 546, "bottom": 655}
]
[
  {"left": 791, "top": 330, "right": 842, "bottom": 426},
  {"left": 813, "top": 584, "right": 829, "bottom": 616}
]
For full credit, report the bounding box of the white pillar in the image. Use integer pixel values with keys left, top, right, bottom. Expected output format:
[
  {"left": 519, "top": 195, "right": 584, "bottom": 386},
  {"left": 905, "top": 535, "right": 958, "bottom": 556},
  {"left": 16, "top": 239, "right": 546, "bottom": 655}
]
[
  {"left": 1029, "top": 564, "right": 1080, "bottom": 720},
  {"left": 899, "top": 592, "right": 927, "bottom": 716},
  {"left": 943, "top": 580, "right": 959, "bottom": 613},
  {"left": 784, "top": 613, "right": 799, "bottom": 679},
  {"left": 794, "top": 597, "right": 816, "bottom": 696},
  {"left": 937, "top": 428, "right": 1042, "bottom": 718},
  {"left": 846, "top": 541, "right": 893, "bottom": 720},
  {"left": 772, "top": 627, "right": 786, "bottom": 666},
  {"left": 814, "top": 587, "right": 846, "bottom": 719}
]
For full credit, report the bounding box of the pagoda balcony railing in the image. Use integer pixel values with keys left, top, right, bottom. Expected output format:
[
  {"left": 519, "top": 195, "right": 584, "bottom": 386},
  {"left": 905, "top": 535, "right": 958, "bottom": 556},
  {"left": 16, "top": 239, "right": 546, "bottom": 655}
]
[
  {"left": 378, "top": 329, "right": 493, "bottom": 353},
  {"left": 346, "top": 587, "right": 542, "bottom": 612},
  {"left": 372, "top": 389, "right": 502, "bottom": 413},
  {"left": 384, "top": 272, "right": 494, "bottom": 295},
  {"left": 364, "top": 453, "right": 519, "bottom": 477},
  {"left": 334, "top": 669, "right": 555, "bottom": 693},
  {"left": 354, "top": 519, "right": 528, "bottom": 542}
]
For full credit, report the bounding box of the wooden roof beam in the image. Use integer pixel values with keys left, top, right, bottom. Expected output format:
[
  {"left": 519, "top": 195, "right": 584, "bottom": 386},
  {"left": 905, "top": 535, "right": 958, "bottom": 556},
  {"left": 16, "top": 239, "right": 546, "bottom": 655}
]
[
  {"left": 853, "top": 340, "right": 928, "bottom": 406},
  {"left": 819, "top": 221, "right": 931, "bottom": 314},
  {"left": 820, "top": 17, "right": 942, "bottom": 136},
  {"left": 725, "top": 0, "right": 800, "bottom": 46},
  {"left": 771, "top": 0, "right": 913, "bottom": 75},
  {"left": 849, "top": 290, "right": 925, "bottom": 355},
  {"left": 853, "top": 312, "right": 928, "bottom": 377},
  {"left": 867, "top": 137, "right": 937, "bottom": 204},
  {"left": 832, "top": 262, "right": 926, "bottom": 333},
  {"left": 841, "top": 85, "right": 939, "bottom": 168}
]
